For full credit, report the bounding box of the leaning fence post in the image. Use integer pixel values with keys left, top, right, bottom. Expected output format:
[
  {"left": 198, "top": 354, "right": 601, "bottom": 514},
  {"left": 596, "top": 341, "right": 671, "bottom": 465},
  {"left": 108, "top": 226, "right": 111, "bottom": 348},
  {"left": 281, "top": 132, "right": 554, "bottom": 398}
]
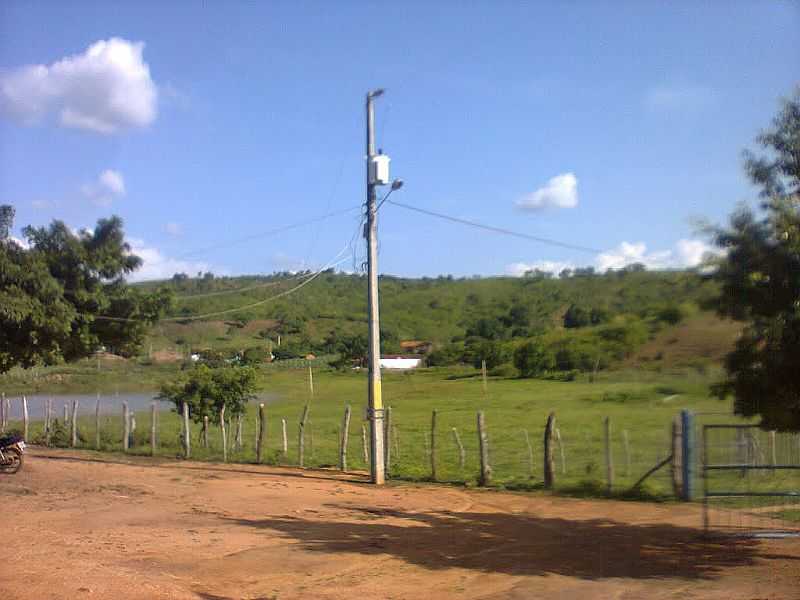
[
  {"left": 122, "top": 402, "right": 130, "bottom": 452},
  {"left": 70, "top": 399, "right": 79, "bottom": 447},
  {"left": 544, "top": 412, "right": 556, "bottom": 489},
  {"left": 46, "top": 397, "right": 53, "bottom": 447},
  {"left": 95, "top": 394, "right": 101, "bottom": 449},
  {"left": 452, "top": 427, "right": 466, "bottom": 471},
  {"left": 477, "top": 411, "right": 491, "bottom": 486},
  {"left": 430, "top": 409, "right": 438, "bottom": 481},
  {"left": 22, "top": 396, "right": 29, "bottom": 441},
  {"left": 361, "top": 423, "right": 369, "bottom": 464},
  {"left": 523, "top": 429, "right": 534, "bottom": 478},
  {"left": 680, "top": 409, "right": 694, "bottom": 501},
  {"left": 384, "top": 406, "right": 392, "bottom": 474},
  {"left": 281, "top": 418, "right": 288, "bottom": 456},
  {"left": 151, "top": 402, "right": 157, "bottom": 455},
  {"left": 298, "top": 404, "right": 310, "bottom": 467},
  {"left": 220, "top": 405, "right": 228, "bottom": 462},
  {"left": 622, "top": 429, "right": 631, "bottom": 478},
  {"left": 340, "top": 405, "right": 352, "bottom": 472},
  {"left": 671, "top": 415, "right": 682, "bottom": 497},
  {"left": 182, "top": 401, "right": 191, "bottom": 458},
  {"left": 256, "top": 403, "right": 265, "bottom": 464},
  {"left": 604, "top": 417, "right": 614, "bottom": 494}
]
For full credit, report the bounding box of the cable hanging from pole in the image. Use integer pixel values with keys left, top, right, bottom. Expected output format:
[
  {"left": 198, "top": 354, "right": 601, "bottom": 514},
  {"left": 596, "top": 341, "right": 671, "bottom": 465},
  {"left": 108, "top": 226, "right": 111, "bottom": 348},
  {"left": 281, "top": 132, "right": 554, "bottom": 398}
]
[{"left": 385, "top": 198, "right": 602, "bottom": 254}]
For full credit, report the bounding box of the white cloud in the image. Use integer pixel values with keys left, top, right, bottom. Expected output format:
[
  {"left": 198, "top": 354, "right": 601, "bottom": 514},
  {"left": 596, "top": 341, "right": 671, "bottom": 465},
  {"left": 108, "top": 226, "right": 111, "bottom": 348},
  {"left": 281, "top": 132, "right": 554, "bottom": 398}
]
[
  {"left": 126, "top": 238, "right": 215, "bottom": 282},
  {"left": 82, "top": 169, "right": 126, "bottom": 206},
  {"left": 31, "top": 199, "right": 52, "bottom": 209},
  {"left": 516, "top": 173, "right": 578, "bottom": 211},
  {"left": 506, "top": 238, "right": 717, "bottom": 277},
  {"left": 645, "top": 84, "right": 715, "bottom": 112},
  {"left": 505, "top": 260, "right": 574, "bottom": 277},
  {"left": 0, "top": 38, "right": 157, "bottom": 134},
  {"left": 164, "top": 222, "right": 183, "bottom": 236},
  {"left": 596, "top": 239, "right": 715, "bottom": 271}
]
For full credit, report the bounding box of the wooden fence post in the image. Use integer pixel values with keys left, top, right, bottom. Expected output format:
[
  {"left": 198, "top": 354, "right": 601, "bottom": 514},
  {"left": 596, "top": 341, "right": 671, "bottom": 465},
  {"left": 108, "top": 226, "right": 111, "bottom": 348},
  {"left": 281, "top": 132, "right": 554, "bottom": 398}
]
[
  {"left": 604, "top": 416, "right": 614, "bottom": 495},
  {"left": 384, "top": 406, "right": 392, "bottom": 473},
  {"left": 671, "top": 416, "right": 682, "bottom": 498},
  {"left": 361, "top": 423, "right": 369, "bottom": 464},
  {"left": 477, "top": 411, "right": 491, "bottom": 486},
  {"left": 22, "top": 396, "right": 29, "bottom": 441},
  {"left": 70, "top": 399, "right": 78, "bottom": 447},
  {"left": 95, "top": 394, "right": 101, "bottom": 449},
  {"left": 202, "top": 415, "right": 209, "bottom": 449},
  {"left": 281, "top": 418, "right": 288, "bottom": 456},
  {"left": 452, "top": 427, "right": 465, "bottom": 470},
  {"left": 220, "top": 405, "right": 228, "bottom": 463},
  {"left": 182, "top": 401, "right": 191, "bottom": 459},
  {"left": 769, "top": 430, "right": 777, "bottom": 471},
  {"left": 298, "top": 404, "right": 310, "bottom": 467},
  {"left": 523, "top": 429, "right": 534, "bottom": 478},
  {"left": 256, "top": 403, "right": 265, "bottom": 464},
  {"left": 151, "top": 402, "right": 157, "bottom": 455},
  {"left": 555, "top": 427, "right": 566, "bottom": 475},
  {"left": 544, "top": 412, "right": 556, "bottom": 489},
  {"left": 622, "top": 429, "right": 631, "bottom": 477},
  {"left": 481, "top": 359, "right": 488, "bottom": 398},
  {"left": 235, "top": 414, "right": 243, "bottom": 452},
  {"left": 0, "top": 391, "right": 4, "bottom": 432},
  {"left": 430, "top": 409, "right": 438, "bottom": 481},
  {"left": 46, "top": 397, "right": 53, "bottom": 446},
  {"left": 64, "top": 403, "right": 69, "bottom": 424},
  {"left": 122, "top": 402, "right": 130, "bottom": 452},
  {"left": 340, "top": 405, "right": 352, "bottom": 472}
]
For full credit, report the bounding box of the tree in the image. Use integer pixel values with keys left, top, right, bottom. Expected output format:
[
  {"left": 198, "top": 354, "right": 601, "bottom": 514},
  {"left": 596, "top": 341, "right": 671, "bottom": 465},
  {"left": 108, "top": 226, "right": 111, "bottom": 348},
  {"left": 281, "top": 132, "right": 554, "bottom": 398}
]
[
  {"left": 709, "top": 89, "right": 800, "bottom": 431},
  {"left": 465, "top": 339, "right": 509, "bottom": 370},
  {"left": 0, "top": 205, "right": 14, "bottom": 241},
  {"left": 0, "top": 214, "right": 173, "bottom": 372},
  {"left": 563, "top": 304, "right": 590, "bottom": 328},
  {"left": 158, "top": 365, "right": 258, "bottom": 424},
  {"left": 513, "top": 339, "right": 555, "bottom": 378}
]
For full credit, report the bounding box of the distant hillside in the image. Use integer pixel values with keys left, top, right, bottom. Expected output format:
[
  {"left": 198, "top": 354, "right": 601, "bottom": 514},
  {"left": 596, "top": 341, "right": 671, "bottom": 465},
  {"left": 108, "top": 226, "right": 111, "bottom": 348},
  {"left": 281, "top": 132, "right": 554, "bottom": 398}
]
[{"left": 139, "top": 269, "right": 727, "bottom": 370}]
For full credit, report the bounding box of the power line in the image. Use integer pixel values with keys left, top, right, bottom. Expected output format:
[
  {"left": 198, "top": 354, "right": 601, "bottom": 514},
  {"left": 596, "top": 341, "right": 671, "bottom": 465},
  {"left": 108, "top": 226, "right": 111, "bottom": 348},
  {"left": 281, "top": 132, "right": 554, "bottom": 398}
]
[
  {"left": 95, "top": 247, "right": 350, "bottom": 323},
  {"left": 386, "top": 199, "right": 602, "bottom": 254},
  {"left": 175, "top": 205, "right": 361, "bottom": 259}
]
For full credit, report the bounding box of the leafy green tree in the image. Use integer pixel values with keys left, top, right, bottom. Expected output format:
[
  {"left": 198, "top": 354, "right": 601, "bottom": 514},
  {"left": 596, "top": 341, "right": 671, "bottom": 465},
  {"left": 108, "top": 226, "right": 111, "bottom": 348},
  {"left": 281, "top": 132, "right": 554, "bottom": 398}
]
[
  {"left": 1, "top": 215, "right": 172, "bottom": 372},
  {"left": 158, "top": 365, "right": 258, "bottom": 424},
  {"left": 710, "top": 90, "right": 800, "bottom": 431},
  {"left": 465, "top": 339, "right": 509, "bottom": 370},
  {"left": 513, "top": 339, "right": 555, "bottom": 378},
  {"left": 563, "top": 304, "right": 590, "bottom": 328}
]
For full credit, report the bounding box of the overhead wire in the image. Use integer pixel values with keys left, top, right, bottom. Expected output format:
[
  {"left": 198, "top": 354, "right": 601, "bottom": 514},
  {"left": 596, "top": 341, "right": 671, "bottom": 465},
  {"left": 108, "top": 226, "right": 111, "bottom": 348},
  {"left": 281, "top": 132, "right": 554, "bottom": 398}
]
[
  {"left": 174, "top": 205, "right": 360, "bottom": 259},
  {"left": 385, "top": 198, "right": 603, "bottom": 254},
  {"left": 96, "top": 245, "right": 351, "bottom": 323}
]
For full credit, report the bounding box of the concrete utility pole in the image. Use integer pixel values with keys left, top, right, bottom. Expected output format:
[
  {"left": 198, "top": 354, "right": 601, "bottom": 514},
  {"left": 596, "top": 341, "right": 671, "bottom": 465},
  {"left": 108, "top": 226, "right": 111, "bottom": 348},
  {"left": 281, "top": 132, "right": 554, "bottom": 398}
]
[{"left": 366, "top": 89, "right": 385, "bottom": 484}]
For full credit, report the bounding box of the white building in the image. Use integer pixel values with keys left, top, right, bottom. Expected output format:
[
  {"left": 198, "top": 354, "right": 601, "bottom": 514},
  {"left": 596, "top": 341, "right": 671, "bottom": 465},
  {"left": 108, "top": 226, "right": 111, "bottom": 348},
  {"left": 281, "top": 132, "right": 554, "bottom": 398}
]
[{"left": 379, "top": 355, "right": 423, "bottom": 370}]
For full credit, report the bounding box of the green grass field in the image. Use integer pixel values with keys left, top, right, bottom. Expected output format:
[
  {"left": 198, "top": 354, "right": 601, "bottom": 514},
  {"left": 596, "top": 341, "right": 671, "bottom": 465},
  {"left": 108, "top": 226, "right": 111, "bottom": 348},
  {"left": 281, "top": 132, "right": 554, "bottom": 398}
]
[{"left": 11, "top": 364, "right": 797, "bottom": 503}]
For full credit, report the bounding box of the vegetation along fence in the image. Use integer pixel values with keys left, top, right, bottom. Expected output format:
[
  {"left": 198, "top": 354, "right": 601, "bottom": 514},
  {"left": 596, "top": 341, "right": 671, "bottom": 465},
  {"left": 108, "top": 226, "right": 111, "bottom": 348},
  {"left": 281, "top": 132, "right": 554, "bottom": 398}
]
[{"left": 0, "top": 392, "right": 737, "bottom": 502}]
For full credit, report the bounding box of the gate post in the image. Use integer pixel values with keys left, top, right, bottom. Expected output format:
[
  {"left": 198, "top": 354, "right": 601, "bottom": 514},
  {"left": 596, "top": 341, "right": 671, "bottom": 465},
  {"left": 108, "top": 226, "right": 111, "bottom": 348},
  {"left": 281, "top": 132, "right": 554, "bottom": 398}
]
[{"left": 680, "top": 409, "right": 694, "bottom": 501}]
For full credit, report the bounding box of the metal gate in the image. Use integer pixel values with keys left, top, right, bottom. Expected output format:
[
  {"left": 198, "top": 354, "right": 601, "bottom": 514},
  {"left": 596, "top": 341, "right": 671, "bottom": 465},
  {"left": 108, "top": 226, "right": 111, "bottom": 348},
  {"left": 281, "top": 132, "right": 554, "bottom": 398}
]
[{"left": 702, "top": 424, "right": 800, "bottom": 536}]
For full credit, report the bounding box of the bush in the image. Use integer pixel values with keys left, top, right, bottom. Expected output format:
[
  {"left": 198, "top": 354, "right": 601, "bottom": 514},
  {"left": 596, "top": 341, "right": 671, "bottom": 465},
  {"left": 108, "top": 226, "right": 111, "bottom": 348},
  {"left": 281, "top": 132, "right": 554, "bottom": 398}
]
[
  {"left": 513, "top": 339, "right": 555, "bottom": 378},
  {"left": 656, "top": 305, "right": 685, "bottom": 325},
  {"left": 426, "top": 343, "right": 464, "bottom": 367},
  {"left": 488, "top": 363, "right": 518, "bottom": 378}
]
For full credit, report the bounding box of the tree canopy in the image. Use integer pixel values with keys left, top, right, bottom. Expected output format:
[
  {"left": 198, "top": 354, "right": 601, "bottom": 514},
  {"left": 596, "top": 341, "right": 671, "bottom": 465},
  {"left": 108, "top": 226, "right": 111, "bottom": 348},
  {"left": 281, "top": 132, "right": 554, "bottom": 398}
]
[
  {"left": 710, "top": 89, "right": 800, "bottom": 431},
  {"left": 158, "top": 365, "right": 258, "bottom": 424},
  {"left": 0, "top": 212, "right": 173, "bottom": 372}
]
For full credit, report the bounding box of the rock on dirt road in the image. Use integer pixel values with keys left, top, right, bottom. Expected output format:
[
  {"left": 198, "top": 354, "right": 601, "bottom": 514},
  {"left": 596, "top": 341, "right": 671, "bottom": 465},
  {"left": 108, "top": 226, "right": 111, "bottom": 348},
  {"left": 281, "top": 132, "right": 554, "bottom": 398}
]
[{"left": 1, "top": 449, "right": 798, "bottom": 600}]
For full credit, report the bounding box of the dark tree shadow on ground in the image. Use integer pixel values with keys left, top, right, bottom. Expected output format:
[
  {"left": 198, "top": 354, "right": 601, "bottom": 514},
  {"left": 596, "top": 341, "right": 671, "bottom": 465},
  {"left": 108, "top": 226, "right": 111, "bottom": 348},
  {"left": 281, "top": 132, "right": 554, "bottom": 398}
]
[{"left": 225, "top": 505, "right": 798, "bottom": 580}]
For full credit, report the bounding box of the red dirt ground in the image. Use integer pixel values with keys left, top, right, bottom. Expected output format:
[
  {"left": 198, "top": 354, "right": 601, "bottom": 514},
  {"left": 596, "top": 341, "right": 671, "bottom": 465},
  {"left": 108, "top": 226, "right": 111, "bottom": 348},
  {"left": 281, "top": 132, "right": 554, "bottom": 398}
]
[{"left": 2, "top": 448, "right": 798, "bottom": 600}]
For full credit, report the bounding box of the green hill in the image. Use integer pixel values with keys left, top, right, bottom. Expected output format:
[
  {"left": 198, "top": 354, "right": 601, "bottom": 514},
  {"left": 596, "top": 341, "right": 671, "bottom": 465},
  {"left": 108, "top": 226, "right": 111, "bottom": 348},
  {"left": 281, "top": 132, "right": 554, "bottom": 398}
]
[{"left": 139, "top": 268, "right": 732, "bottom": 373}]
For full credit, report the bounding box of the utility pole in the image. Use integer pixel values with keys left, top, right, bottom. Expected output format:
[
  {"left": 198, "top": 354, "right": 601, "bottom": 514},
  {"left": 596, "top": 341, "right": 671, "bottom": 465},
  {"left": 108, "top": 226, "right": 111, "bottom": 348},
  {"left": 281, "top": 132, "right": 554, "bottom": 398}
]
[{"left": 366, "top": 88, "right": 385, "bottom": 484}]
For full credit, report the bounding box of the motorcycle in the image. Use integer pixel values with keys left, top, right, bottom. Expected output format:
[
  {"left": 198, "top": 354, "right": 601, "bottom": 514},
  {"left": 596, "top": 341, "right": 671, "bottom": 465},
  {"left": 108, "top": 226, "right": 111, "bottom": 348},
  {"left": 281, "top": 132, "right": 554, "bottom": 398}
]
[{"left": 0, "top": 434, "right": 25, "bottom": 474}]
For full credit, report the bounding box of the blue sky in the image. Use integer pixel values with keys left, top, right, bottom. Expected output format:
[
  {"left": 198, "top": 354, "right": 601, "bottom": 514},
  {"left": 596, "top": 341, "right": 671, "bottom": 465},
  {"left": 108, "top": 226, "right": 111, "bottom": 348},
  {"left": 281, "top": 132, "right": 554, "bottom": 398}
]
[{"left": 1, "top": 1, "right": 798, "bottom": 280}]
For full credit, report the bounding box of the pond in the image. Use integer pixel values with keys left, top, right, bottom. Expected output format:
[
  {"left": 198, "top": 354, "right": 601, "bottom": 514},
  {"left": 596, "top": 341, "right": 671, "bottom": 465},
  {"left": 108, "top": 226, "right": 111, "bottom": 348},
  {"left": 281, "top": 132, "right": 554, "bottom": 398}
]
[{"left": 1, "top": 392, "right": 281, "bottom": 419}]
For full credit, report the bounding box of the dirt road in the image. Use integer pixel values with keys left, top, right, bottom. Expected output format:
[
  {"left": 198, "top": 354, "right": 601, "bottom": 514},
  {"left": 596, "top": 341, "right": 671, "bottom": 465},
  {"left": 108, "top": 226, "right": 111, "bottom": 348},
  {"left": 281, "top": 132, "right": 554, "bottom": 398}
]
[{"left": 2, "top": 449, "right": 798, "bottom": 599}]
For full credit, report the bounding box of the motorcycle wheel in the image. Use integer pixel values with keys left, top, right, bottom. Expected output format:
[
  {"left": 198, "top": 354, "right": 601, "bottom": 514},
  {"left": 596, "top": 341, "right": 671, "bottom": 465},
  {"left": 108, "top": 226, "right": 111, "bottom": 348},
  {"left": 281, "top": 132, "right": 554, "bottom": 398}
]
[{"left": 0, "top": 448, "right": 23, "bottom": 474}]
